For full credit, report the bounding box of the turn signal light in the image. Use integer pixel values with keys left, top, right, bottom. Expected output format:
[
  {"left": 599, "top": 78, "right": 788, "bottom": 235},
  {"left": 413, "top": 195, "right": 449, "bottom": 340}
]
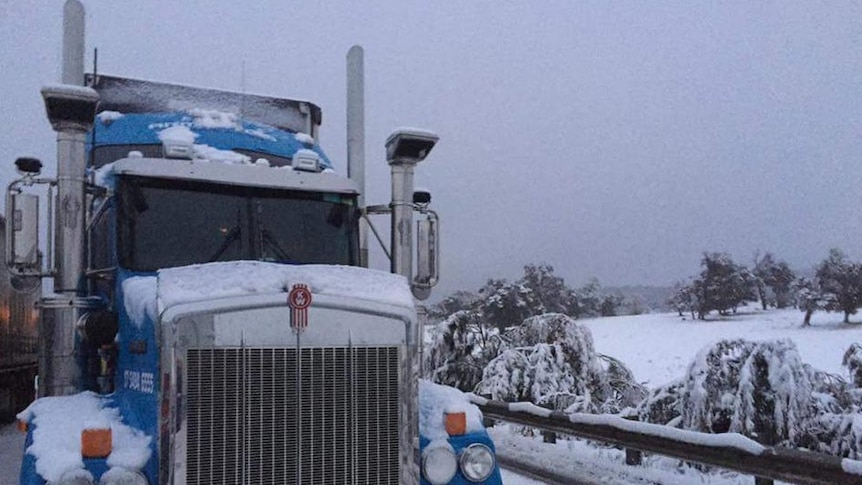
[
  {"left": 81, "top": 428, "right": 112, "bottom": 458},
  {"left": 444, "top": 411, "right": 466, "bottom": 436},
  {"left": 16, "top": 419, "right": 27, "bottom": 433}
]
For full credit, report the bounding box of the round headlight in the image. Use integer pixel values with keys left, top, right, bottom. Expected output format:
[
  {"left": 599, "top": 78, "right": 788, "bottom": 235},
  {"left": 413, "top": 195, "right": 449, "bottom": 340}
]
[
  {"left": 50, "top": 469, "right": 94, "bottom": 485},
  {"left": 460, "top": 443, "right": 496, "bottom": 482},
  {"left": 422, "top": 445, "right": 458, "bottom": 485},
  {"left": 100, "top": 467, "right": 149, "bottom": 485}
]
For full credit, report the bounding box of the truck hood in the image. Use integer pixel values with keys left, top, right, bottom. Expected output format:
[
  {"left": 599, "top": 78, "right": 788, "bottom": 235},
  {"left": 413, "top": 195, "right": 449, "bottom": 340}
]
[{"left": 121, "top": 261, "right": 414, "bottom": 327}]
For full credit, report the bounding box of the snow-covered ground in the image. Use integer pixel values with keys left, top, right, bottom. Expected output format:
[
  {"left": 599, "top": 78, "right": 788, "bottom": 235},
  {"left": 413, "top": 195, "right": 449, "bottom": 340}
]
[{"left": 581, "top": 306, "right": 860, "bottom": 388}]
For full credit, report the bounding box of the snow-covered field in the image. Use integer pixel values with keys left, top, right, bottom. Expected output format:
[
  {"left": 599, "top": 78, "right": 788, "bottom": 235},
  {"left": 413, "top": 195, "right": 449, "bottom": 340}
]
[
  {"left": 487, "top": 306, "right": 862, "bottom": 484},
  {"left": 581, "top": 306, "right": 861, "bottom": 387},
  {"left": 2, "top": 307, "right": 859, "bottom": 484}
]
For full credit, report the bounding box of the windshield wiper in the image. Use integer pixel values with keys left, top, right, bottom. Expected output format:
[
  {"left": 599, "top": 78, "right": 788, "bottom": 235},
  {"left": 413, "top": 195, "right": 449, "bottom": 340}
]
[
  {"left": 260, "top": 229, "right": 293, "bottom": 262},
  {"left": 208, "top": 225, "right": 242, "bottom": 262}
]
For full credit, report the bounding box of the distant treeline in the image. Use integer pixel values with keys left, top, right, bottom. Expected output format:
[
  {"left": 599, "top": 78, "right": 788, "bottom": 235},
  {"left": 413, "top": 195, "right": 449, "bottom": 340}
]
[
  {"left": 668, "top": 248, "right": 862, "bottom": 324},
  {"left": 431, "top": 248, "right": 862, "bottom": 327},
  {"left": 427, "top": 264, "right": 667, "bottom": 329}
]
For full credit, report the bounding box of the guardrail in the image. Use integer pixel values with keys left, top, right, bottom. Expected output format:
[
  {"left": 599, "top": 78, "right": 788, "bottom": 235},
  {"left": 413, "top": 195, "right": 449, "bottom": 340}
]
[{"left": 469, "top": 395, "right": 862, "bottom": 485}]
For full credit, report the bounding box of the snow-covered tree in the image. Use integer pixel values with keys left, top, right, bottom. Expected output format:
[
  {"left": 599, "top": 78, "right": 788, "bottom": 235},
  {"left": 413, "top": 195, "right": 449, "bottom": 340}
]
[
  {"left": 477, "top": 278, "right": 533, "bottom": 330},
  {"left": 639, "top": 339, "right": 815, "bottom": 447},
  {"left": 753, "top": 252, "right": 796, "bottom": 310},
  {"left": 573, "top": 278, "right": 603, "bottom": 318},
  {"left": 729, "top": 339, "right": 813, "bottom": 445},
  {"left": 816, "top": 249, "right": 862, "bottom": 324},
  {"left": 842, "top": 343, "right": 862, "bottom": 388},
  {"left": 423, "top": 310, "right": 503, "bottom": 391},
  {"left": 700, "top": 253, "right": 756, "bottom": 317},
  {"left": 520, "top": 264, "right": 577, "bottom": 316},
  {"left": 667, "top": 280, "right": 697, "bottom": 318},
  {"left": 599, "top": 293, "right": 624, "bottom": 317},
  {"left": 794, "top": 277, "right": 829, "bottom": 326},
  {"left": 797, "top": 347, "right": 862, "bottom": 458},
  {"left": 427, "top": 290, "right": 479, "bottom": 321},
  {"left": 681, "top": 339, "right": 759, "bottom": 434},
  {"left": 476, "top": 314, "right": 641, "bottom": 413}
]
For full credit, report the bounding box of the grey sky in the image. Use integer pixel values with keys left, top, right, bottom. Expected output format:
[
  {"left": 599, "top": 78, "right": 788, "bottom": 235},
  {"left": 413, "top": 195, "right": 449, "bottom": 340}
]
[{"left": 2, "top": 1, "right": 861, "bottom": 298}]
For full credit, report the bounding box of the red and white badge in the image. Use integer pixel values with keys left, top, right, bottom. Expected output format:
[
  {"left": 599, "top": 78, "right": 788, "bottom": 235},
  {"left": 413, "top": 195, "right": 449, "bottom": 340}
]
[{"left": 288, "top": 283, "right": 312, "bottom": 332}]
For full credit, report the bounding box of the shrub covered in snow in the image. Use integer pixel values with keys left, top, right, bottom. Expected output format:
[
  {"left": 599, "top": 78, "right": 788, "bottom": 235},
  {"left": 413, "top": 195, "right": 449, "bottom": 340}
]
[
  {"left": 638, "top": 339, "right": 862, "bottom": 458},
  {"left": 475, "top": 313, "right": 642, "bottom": 413},
  {"left": 423, "top": 310, "right": 503, "bottom": 392},
  {"left": 728, "top": 339, "right": 812, "bottom": 445},
  {"left": 638, "top": 339, "right": 815, "bottom": 446},
  {"left": 843, "top": 343, "right": 862, "bottom": 388}
]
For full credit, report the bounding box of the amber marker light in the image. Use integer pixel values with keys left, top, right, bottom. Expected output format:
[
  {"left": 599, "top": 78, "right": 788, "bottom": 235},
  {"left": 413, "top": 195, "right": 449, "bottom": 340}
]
[
  {"left": 81, "top": 428, "right": 112, "bottom": 458},
  {"left": 16, "top": 419, "right": 27, "bottom": 433},
  {"left": 444, "top": 411, "right": 466, "bottom": 436}
]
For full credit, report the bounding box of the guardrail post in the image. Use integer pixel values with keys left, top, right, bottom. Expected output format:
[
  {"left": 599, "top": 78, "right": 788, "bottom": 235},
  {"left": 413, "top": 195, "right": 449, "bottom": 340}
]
[{"left": 623, "top": 415, "right": 642, "bottom": 466}]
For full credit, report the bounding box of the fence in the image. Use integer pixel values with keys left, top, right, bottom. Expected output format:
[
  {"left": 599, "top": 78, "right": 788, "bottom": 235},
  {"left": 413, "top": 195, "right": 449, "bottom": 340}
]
[{"left": 470, "top": 396, "right": 862, "bottom": 485}]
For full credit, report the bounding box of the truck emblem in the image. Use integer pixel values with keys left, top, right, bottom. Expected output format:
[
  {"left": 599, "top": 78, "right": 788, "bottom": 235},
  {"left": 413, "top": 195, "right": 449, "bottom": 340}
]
[{"left": 288, "top": 284, "right": 312, "bottom": 332}]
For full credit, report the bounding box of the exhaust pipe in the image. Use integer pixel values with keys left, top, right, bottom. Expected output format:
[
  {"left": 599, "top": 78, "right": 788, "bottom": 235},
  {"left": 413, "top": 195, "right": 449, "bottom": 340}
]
[
  {"left": 38, "top": 0, "right": 99, "bottom": 396},
  {"left": 346, "top": 46, "right": 367, "bottom": 267}
]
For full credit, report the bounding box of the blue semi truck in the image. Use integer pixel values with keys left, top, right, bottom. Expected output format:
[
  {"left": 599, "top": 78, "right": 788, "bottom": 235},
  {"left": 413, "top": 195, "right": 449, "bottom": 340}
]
[{"left": 9, "top": 2, "right": 502, "bottom": 484}]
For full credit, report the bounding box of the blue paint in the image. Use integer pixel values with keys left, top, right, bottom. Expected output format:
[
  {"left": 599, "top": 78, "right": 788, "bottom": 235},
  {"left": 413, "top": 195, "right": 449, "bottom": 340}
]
[
  {"left": 88, "top": 112, "right": 333, "bottom": 169},
  {"left": 112, "top": 268, "right": 161, "bottom": 485}
]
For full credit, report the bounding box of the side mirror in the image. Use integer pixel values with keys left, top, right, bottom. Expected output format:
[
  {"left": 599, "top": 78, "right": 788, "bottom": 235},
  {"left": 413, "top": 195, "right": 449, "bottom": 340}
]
[
  {"left": 6, "top": 192, "right": 41, "bottom": 275},
  {"left": 412, "top": 210, "right": 439, "bottom": 301}
]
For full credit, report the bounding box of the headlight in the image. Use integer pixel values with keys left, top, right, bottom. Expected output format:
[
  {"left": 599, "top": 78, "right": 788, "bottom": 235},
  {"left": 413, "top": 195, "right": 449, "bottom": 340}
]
[
  {"left": 99, "top": 467, "right": 149, "bottom": 485},
  {"left": 422, "top": 445, "right": 458, "bottom": 485},
  {"left": 460, "top": 443, "right": 496, "bottom": 482},
  {"left": 51, "top": 469, "right": 94, "bottom": 485}
]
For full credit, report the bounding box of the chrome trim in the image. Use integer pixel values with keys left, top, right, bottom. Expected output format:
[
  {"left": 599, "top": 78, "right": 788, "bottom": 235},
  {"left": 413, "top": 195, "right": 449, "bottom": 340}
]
[{"left": 160, "top": 294, "right": 418, "bottom": 485}]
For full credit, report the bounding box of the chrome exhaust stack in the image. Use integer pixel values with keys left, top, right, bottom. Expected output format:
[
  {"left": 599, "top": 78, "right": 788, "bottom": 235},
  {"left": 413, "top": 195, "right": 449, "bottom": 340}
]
[
  {"left": 346, "top": 46, "right": 368, "bottom": 267},
  {"left": 38, "top": 0, "right": 99, "bottom": 396}
]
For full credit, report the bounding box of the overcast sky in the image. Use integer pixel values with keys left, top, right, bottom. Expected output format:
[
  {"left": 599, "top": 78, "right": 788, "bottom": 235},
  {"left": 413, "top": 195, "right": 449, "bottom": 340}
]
[{"left": 2, "top": 1, "right": 861, "bottom": 298}]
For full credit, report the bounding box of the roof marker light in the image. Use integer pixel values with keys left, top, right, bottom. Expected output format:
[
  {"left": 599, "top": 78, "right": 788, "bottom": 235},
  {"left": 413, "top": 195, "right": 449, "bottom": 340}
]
[
  {"left": 292, "top": 149, "right": 321, "bottom": 172},
  {"left": 162, "top": 140, "right": 194, "bottom": 160}
]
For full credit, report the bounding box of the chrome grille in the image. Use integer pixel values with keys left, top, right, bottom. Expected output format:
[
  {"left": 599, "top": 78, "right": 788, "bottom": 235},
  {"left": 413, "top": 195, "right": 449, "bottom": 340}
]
[{"left": 185, "top": 347, "right": 400, "bottom": 485}]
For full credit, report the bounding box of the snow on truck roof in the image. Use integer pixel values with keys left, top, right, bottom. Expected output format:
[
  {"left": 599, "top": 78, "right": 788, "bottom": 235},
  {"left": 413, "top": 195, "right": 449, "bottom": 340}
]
[{"left": 87, "top": 74, "right": 321, "bottom": 135}]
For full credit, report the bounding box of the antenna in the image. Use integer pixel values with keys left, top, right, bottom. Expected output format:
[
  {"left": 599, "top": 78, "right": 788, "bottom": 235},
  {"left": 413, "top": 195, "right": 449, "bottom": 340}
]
[
  {"left": 88, "top": 47, "right": 98, "bottom": 168},
  {"left": 240, "top": 60, "right": 246, "bottom": 117}
]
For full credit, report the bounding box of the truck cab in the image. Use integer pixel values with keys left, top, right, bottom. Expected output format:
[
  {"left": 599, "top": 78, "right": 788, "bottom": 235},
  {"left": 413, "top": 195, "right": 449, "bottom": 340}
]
[{"left": 9, "top": 13, "right": 501, "bottom": 481}]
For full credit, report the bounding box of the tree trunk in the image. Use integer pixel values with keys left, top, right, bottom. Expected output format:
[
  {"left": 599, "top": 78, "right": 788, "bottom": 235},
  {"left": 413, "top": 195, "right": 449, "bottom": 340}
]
[
  {"left": 802, "top": 309, "right": 813, "bottom": 326},
  {"left": 845, "top": 311, "right": 851, "bottom": 324}
]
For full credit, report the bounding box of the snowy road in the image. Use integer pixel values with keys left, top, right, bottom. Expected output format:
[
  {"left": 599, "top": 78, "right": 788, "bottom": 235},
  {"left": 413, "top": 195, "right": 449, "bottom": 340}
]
[{"left": 1, "top": 423, "right": 23, "bottom": 485}]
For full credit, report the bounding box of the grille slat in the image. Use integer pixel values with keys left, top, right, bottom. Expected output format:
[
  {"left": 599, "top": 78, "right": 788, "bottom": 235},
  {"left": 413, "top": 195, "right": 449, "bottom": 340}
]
[{"left": 185, "top": 346, "right": 400, "bottom": 485}]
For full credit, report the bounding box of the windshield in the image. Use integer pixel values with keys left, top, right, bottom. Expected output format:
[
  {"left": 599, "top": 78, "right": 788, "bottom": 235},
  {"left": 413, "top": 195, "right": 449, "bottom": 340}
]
[{"left": 117, "top": 176, "right": 359, "bottom": 271}]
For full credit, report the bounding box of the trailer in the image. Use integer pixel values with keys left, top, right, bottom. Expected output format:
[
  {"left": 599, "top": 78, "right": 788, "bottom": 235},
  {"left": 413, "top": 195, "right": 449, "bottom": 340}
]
[{"left": 0, "top": 218, "right": 40, "bottom": 422}]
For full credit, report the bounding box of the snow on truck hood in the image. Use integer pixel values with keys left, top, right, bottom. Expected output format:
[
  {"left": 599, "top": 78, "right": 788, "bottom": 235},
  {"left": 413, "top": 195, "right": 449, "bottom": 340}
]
[
  {"left": 419, "top": 380, "right": 485, "bottom": 441},
  {"left": 123, "top": 261, "right": 414, "bottom": 325}
]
